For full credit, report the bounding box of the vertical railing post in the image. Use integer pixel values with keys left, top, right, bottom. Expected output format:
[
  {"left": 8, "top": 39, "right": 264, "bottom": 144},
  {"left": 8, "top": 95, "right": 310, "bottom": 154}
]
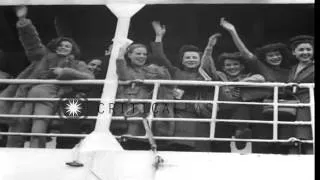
[
  {"left": 308, "top": 86, "right": 315, "bottom": 147},
  {"left": 272, "top": 86, "right": 279, "bottom": 141},
  {"left": 210, "top": 85, "right": 220, "bottom": 139},
  {"left": 147, "top": 83, "right": 160, "bottom": 131}
]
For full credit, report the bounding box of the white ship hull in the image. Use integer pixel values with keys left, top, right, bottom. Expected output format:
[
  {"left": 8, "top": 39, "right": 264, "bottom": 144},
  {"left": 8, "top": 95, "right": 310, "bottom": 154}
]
[{"left": 0, "top": 148, "right": 314, "bottom": 180}]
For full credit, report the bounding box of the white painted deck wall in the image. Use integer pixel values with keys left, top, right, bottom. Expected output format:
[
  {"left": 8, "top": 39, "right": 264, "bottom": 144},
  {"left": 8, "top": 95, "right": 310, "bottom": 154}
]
[{"left": 0, "top": 148, "right": 314, "bottom": 180}]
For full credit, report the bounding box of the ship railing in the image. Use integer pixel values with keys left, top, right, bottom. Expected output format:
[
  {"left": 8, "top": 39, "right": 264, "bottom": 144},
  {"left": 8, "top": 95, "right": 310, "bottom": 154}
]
[{"left": 0, "top": 79, "right": 315, "bottom": 147}]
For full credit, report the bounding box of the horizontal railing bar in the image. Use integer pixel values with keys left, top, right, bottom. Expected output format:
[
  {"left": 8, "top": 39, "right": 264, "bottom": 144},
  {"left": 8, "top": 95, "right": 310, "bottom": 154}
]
[
  {"left": 115, "top": 135, "right": 314, "bottom": 144},
  {"left": 111, "top": 117, "right": 312, "bottom": 125},
  {"left": 115, "top": 99, "right": 211, "bottom": 104},
  {"left": 0, "top": 97, "right": 61, "bottom": 101},
  {"left": 0, "top": 114, "right": 312, "bottom": 125},
  {"left": 124, "top": 80, "right": 314, "bottom": 88},
  {"left": 116, "top": 99, "right": 311, "bottom": 107},
  {"left": 0, "top": 97, "right": 101, "bottom": 102},
  {"left": 0, "top": 114, "right": 98, "bottom": 120},
  {"left": 0, "top": 132, "right": 87, "bottom": 138},
  {"left": 0, "top": 79, "right": 314, "bottom": 88},
  {"left": 0, "top": 114, "right": 310, "bottom": 125},
  {"left": 0, "top": 132, "right": 313, "bottom": 144},
  {"left": 0, "top": 97, "right": 312, "bottom": 107},
  {"left": 0, "top": 79, "right": 106, "bottom": 85}
]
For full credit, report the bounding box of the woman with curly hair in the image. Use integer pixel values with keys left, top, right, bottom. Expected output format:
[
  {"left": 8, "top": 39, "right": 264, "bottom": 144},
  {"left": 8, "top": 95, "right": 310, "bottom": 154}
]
[
  {"left": 1, "top": 6, "right": 94, "bottom": 148},
  {"left": 220, "top": 18, "right": 292, "bottom": 83},
  {"left": 220, "top": 18, "right": 296, "bottom": 153}
]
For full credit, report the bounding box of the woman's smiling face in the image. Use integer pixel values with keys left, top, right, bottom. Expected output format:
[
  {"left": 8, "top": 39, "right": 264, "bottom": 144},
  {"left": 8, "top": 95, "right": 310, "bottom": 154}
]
[
  {"left": 56, "top": 40, "right": 73, "bottom": 56},
  {"left": 182, "top": 51, "right": 201, "bottom": 69},
  {"left": 293, "top": 43, "right": 314, "bottom": 63},
  {"left": 265, "top": 50, "right": 283, "bottom": 66},
  {"left": 223, "top": 59, "right": 244, "bottom": 77},
  {"left": 128, "top": 47, "right": 148, "bottom": 66}
]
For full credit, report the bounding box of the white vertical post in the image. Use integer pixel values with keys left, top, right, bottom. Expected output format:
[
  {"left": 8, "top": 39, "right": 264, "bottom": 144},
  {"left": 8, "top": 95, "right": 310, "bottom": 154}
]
[
  {"left": 79, "top": 4, "right": 145, "bottom": 152},
  {"left": 93, "top": 18, "right": 130, "bottom": 132},
  {"left": 308, "top": 86, "right": 315, "bottom": 145},
  {"left": 210, "top": 85, "right": 220, "bottom": 139},
  {"left": 147, "top": 83, "right": 160, "bottom": 130},
  {"left": 272, "top": 86, "right": 279, "bottom": 140},
  {"left": 94, "top": 3, "right": 145, "bottom": 132}
]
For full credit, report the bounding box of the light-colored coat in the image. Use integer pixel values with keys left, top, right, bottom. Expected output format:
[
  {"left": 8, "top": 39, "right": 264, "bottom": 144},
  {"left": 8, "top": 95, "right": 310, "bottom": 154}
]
[
  {"left": 0, "top": 18, "right": 93, "bottom": 124},
  {"left": 115, "top": 57, "right": 175, "bottom": 136}
]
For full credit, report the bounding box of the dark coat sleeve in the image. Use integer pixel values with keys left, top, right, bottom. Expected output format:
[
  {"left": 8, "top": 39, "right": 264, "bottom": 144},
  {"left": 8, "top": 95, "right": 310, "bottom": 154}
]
[
  {"left": 150, "top": 42, "right": 179, "bottom": 76},
  {"left": 288, "top": 63, "right": 314, "bottom": 84},
  {"left": 116, "top": 58, "right": 134, "bottom": 81},
  {"left": 16, "top": 18, "right": 47, "bottom": 62}
]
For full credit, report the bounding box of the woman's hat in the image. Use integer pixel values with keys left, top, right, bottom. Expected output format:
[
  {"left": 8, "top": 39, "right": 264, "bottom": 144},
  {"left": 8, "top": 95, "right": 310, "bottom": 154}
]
[{"left": 289, "top": 35, "right": 314, "bottom": 50}]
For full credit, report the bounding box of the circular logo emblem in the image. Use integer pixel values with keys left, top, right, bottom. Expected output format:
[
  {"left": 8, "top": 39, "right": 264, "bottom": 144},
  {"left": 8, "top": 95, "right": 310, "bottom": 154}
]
[{"left": 58, "top": 93, "right": 88, "bottom": 120}]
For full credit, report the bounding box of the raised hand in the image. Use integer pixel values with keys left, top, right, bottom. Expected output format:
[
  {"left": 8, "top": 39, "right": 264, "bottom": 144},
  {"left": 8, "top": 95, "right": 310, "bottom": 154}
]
[
  {"left": 208, "top": 33, "right": 222, "bottom": 47},
  {"left": 15, "top": 6, "right": 28, "bottom": 19},
  {"left": 152, "top": 21, "right": 166, "bottom": 37},
  {"left": 118, "top": 41, "right": 132, "bottom": 58},
  {"left": 220, "top": 17, "right": 236, "bottom": 32}
]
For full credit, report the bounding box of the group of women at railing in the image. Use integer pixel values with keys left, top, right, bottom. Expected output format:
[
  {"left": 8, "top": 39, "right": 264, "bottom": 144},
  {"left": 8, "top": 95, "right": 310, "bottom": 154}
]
[
  {"left": 111, "top": 19, "right": 314, "bottom": 154},
  {"left": 0, "top": 6, "right": 314, "bottom": 155}
]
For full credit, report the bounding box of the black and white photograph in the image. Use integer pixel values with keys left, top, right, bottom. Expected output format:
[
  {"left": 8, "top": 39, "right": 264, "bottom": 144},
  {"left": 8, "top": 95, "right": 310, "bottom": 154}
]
[{"left": 0, "top": 0, "right": 314, "bottom": 179}]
